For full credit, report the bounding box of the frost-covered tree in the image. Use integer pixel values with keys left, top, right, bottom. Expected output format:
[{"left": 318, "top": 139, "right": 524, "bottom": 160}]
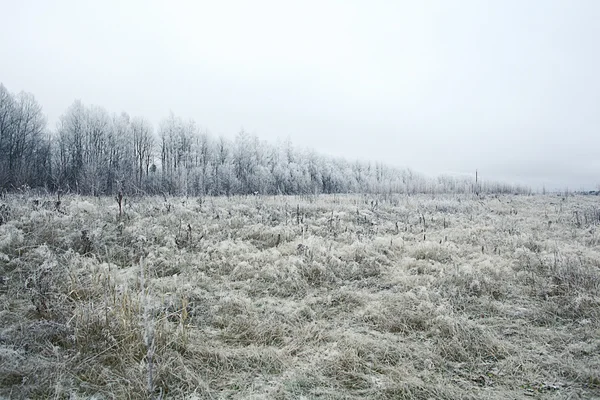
[
  {"left": 105, "top": 112, "right": 131, "bottom": 194},
  {"left": 212, "top": 135, "right": 232, "bottom": 196},
  {"left": 131, "top": 117, "right": 154, "bottom": 189},
  {"left": 83, "top": 106, "right": 111, "bottom": 195},
  {"left": 159, "top": 112, "right": 181, "bottom": 194},
  {"left": 0, "top": 83, "right": 533, "bottom": 196},
  {"left": 0, "top": 85, "right": 47, "bottom": 189},
  {"left": 55, "top": 100, "right": 86, "bottom": 191}
]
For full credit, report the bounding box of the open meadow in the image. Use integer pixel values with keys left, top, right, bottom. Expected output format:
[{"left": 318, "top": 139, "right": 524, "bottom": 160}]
[{"left": 0, "top": 193, "right": 599, "bottom": 399}]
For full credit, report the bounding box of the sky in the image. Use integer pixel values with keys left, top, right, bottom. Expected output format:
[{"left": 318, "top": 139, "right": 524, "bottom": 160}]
[{"left": 1, "top": 0, "right": 599, "bottom": 191}]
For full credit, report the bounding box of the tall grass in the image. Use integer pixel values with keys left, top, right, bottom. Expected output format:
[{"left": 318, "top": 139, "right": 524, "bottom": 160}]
[{"left": 0, "top": 193, "right": 598, "bottom": 398}]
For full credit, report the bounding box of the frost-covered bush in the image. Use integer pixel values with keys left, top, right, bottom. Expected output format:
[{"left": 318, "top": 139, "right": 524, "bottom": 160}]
[
  {"left": 0, "top": 224, "right": 24, "bottom": 253},
  {"left": 411, "top": 242, "right": 452, "bottom": 263}
]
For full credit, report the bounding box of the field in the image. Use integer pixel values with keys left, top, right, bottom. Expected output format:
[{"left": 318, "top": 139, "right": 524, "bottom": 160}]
[{"left": 1, "top": 193, "right": 599, "bottom": 399}]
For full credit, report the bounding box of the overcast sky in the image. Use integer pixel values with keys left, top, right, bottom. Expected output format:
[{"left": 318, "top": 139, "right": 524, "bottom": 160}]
[{"left": 1, "top": 0, "right": 599, "bottom": 190}]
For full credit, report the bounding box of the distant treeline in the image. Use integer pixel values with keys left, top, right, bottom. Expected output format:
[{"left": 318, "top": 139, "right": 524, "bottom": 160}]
[{"left": 0, "top": 83, "right": 530, "bottom": 196}]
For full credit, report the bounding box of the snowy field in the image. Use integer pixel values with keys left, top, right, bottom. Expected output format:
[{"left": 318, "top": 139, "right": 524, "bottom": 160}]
[{"left": 0, "top": 193, "right": 599, "bottom": 399}]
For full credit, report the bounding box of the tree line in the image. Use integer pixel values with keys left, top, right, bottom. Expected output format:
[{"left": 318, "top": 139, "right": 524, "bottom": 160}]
[{"left": 0, "top": 83, "right": 530, "bottom": 196}]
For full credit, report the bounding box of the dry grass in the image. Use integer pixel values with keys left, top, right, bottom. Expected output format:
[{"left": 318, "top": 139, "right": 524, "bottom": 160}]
[{"left": 0, "top": 193, "right": 599, "bottom": 399}]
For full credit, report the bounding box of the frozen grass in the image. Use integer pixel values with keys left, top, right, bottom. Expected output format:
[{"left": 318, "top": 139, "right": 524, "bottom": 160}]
[{"left": 0, "top": 192, "right": 599, "bottom": 399}]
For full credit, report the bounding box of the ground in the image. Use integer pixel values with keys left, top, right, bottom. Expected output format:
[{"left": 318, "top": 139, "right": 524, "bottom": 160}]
[{"left": 0, "top": 193, "right": 599, "bottom": 399}]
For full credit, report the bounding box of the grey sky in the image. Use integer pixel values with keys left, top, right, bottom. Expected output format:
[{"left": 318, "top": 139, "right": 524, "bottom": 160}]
[{"left": 1, "top": 0, "right": 599, "bottom": 191}]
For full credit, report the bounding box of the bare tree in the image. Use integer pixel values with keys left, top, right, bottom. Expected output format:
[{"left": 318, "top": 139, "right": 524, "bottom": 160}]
[
  {"left": 84, "top": 106, "right": 110, "bottom": 195},
  {"left": 56, "top": 100, "right": 86, "bottom": 191},
  {"left": 131, "top": 117, "right": 154, "bottom": 189},
  {"left": 0, "top": 86, "right": 46, "bottom": 189}
]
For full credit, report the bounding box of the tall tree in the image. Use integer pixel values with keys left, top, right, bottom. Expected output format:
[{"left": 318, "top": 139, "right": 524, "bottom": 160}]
[
  {"left": 0, "top": 86, "right": 46, "bottom": 189},
  {"left": 131, "top": 117, "right": 154, "bottom": 189},
  {"left": 83, "top": 106, "right": 110, "bottom": 195},
  {"left": 56, "top": 100, "right": 86, "bottom": 191}
]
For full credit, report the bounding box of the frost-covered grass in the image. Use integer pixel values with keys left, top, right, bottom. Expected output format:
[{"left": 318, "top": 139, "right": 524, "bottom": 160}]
[{"left": 0, "top": 192, "right": 599, "bottom": 399}]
